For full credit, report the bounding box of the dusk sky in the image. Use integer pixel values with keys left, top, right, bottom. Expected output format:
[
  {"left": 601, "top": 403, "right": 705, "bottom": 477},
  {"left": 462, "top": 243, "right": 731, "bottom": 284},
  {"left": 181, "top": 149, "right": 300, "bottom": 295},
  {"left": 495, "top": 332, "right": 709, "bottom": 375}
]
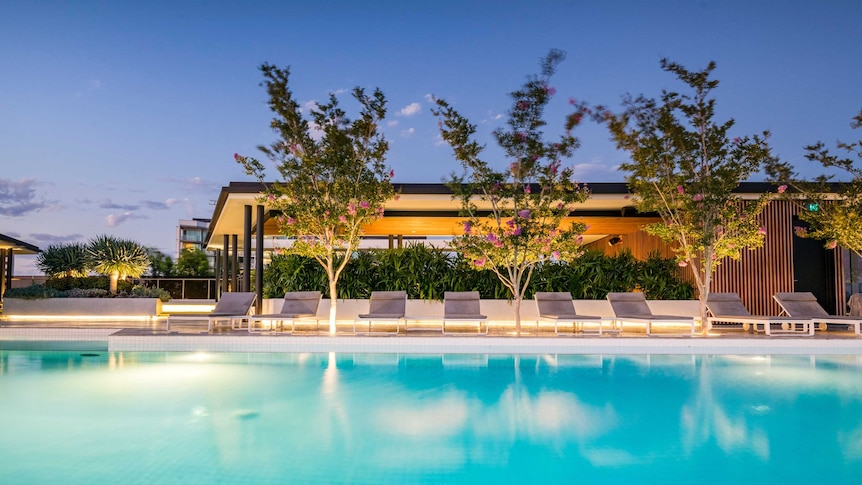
[{"left": 2, "top": 1, "right": 861, "bottom": 275}]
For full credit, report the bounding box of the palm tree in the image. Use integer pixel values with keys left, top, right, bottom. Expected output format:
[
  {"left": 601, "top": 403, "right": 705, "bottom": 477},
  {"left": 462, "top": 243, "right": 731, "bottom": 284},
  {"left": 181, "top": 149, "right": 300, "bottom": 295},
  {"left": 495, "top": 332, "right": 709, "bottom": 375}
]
[
  {"left": 35, "top": 243, "right": 91, "bottom": 278},
  {"left": 86, "top": 235, "right": 151, "bottom": 294}
]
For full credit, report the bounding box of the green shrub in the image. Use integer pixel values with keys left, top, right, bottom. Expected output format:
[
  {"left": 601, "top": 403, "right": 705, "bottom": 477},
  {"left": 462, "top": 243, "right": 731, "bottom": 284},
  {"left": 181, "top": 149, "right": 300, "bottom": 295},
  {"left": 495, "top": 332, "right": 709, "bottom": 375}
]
[
  {"left": 3, "top": 285, "right": 67, "bottom": 300},
  {"left": 262, "top": 245, "right": 693, "bottom": 301},
  {"left": 129, "top": 285, "right": 171, "bottom": 302},
  {"left": 66, "top": 288, "right": 110, "bottom": 298},
  {"left": 45, "top": 276, "right": 134, "bottom": 293}
]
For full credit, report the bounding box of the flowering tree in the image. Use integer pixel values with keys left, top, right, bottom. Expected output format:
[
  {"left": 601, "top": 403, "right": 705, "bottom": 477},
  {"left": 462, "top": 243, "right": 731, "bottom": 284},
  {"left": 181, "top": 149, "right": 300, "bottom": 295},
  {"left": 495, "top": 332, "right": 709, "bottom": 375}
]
[
  {"left": 766, "top": 108, "right": 862, "bottom": 258},
  {"left": 433, "top": 50, "right": 590, "bottom": 334},
  {"left": 236, "top": 64, "right": 395, "bottom": 334},
  {"left": 600, "top": 59, "right": 777, "bottom": 325}
]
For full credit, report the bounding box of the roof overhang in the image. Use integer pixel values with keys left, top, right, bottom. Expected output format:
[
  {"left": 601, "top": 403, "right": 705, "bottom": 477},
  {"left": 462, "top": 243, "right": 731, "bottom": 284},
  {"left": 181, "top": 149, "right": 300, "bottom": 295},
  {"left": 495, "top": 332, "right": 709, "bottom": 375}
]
[{"left": 0, "top": 233, "right": 40, "bottom": 254}]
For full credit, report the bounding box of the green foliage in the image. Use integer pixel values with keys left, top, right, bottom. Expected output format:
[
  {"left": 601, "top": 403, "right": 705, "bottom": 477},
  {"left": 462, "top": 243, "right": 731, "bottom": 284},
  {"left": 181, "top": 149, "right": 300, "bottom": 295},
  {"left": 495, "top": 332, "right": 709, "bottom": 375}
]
[
  {"left": 176, "top": 248, "right": 211, "bottom": 276},
  {"left": 262, "top": 245, "right": 692, "bottom": 302},
  {"left": 433, "top": 50, "right": 590, "bottom": 329},
  {"left": 45, "top": 276, "right": 134, "bottom": 293},
  {"left": 3, "top": 284, "right": 67, "bottom": 299},
  {"left": 147, "top": 248, "right": 175, "bottom": 277},
  {"left": 129, "top": 285, "right": 171, "bottom": 302},
  {"left": 235, "top": 63, "right": 395, "bottom": 332},
  {"left": 86, "top": 235, "right": 151, "bottom": 294},
  {"left": 767, "top": 108, "right": 862, "bottom": 257},
  {"left": 35, "top": 243, "right": 90, "bottom": 278},
  {"left": 66, "top": 288, "right": 110, "bottom": 298},
  {"left": 600, "top": 59, "right": 776, "bottom": 308}
]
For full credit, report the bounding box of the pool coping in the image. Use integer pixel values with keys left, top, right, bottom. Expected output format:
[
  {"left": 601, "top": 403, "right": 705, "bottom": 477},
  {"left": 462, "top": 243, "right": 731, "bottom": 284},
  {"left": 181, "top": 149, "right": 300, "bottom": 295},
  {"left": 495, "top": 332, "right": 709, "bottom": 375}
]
[{"left": 2, "top": 327, "right": 862, "bottom": 355}]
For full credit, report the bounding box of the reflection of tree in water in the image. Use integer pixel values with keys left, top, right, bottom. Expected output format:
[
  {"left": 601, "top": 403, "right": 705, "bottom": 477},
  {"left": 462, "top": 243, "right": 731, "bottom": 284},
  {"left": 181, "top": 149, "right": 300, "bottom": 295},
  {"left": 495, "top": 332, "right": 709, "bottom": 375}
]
[{"left": 680, "top": 356, "right": 770, "bottom": 459}]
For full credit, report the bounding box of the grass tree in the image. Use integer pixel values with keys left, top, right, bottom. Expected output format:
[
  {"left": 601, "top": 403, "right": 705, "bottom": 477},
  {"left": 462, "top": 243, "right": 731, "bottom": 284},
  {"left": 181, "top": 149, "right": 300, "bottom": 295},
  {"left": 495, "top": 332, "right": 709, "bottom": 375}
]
[
  {"left": 433, "top": 50, "right": 590, "bottom": 335},
  {"left": 236, "top": 63, "right": 395, "bottom": 334},
  {"left": 766, "top": 108, "right": 862, "bottom": 258},
  {"left": 600, "top": 59, "right": 777, "bottom": 325},
  {"left": 35, "top": 243, "right": 90, "bottom": 278},
  {"left": 86, "top": 235, "right": 151, "bottom": 294}
]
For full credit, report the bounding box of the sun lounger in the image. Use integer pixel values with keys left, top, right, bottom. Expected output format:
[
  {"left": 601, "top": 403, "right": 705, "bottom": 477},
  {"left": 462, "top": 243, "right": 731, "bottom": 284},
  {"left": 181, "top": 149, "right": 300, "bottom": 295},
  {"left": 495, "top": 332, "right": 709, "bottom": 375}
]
[
  {"left": 354, "top": 291, "right": 407, "bottom": 334},
  {"left": 243, "top": 291, "right": 321, "bottom": 333},
  {"left": 773, "top": 292, "right": 860, "bottom": 335},
  {"left": 706, "top": 292, "right": 813, "bottom": 336},
  {"left": 166, "top": 292, "right": 257, "bottom": 332},
  {"left": 442, "top": 291, "right": 487, "bottom": 334},
  {"left": 535, "top": 291, "right": 619, "bottom": 335},
  {"left": 606, "top": 292, "right": 697, "bottom": 336}
]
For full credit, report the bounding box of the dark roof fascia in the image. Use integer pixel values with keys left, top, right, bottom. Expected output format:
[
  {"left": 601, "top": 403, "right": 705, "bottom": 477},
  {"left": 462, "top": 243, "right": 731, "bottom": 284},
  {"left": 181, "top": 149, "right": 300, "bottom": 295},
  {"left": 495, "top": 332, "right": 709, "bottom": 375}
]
[{"left": 0, "top": 233, "right": 41, "bottom": 253}]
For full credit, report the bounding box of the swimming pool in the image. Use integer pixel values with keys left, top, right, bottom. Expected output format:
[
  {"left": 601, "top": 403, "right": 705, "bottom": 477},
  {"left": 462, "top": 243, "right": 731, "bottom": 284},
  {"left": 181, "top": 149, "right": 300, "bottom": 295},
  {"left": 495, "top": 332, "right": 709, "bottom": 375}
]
[{"left": 1, "top": 351, "right": 860, "bottom": 484}]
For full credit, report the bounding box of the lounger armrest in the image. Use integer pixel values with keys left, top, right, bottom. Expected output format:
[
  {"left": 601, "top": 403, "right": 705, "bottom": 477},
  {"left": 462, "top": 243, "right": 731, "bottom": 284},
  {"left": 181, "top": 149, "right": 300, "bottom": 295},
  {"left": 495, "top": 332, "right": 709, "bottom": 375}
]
[
  {"left": 540, "top": 314, "right": 602, "bottom": 320},
  {"left": 444, "top": 313, "right": 487, "bottom": 320},
  {"left": 357, "top": 313, "right": 405, "bottom": 319}
]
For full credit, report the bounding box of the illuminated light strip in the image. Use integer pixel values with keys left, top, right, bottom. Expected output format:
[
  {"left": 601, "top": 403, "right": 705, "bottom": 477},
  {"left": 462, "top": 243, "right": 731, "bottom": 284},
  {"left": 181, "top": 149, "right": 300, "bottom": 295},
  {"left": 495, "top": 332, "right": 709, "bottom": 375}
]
[
  {"left": 1, "top": 315, "right": 159, "bottom": 322},
  {"left": 162, "top": 303, "right": 216, "bottom": 313}
]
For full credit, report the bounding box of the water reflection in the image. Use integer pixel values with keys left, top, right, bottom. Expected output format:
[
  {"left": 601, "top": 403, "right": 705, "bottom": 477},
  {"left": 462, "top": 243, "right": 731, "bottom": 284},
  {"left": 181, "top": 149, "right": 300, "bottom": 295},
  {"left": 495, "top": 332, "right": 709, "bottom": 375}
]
[{"left": 1, "top": 350, "right": 862, "bottom": 482}]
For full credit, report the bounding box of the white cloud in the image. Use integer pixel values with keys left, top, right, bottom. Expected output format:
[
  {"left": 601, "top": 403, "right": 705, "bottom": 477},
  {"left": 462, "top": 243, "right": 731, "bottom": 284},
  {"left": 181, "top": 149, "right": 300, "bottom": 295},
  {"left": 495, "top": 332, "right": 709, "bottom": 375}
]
[
  {"left": 493, "top": 113, "right": 504, "bottom": 120},
  {"left": 400, "top": 127, "right": 415, "bottom": 137},
  {"left": 300, "top": 100, "right": 318, "bottom": 113},
  {"left": 433, "top": 134, "right": 446, "bottom": 146},
  {"left": 571, "top": 162, "right": 624, "bottom": 182},
  {"left": 105, "top": 212, "right": 146, "bottom": 227},
  {"left": 387, "top": 120, "right": 400, "bottom": 127},
  {"left": 329, "top": 88, "right": 347, "bottom": 95},
  {"left": 424, "top": 93, "right": 435, "bottom": 103},
  {"left": 0, "top": 178, "right": 51, "bottom": 216},
  {"left": 399, "top": 102, "right": 421, "bottom": 117}
]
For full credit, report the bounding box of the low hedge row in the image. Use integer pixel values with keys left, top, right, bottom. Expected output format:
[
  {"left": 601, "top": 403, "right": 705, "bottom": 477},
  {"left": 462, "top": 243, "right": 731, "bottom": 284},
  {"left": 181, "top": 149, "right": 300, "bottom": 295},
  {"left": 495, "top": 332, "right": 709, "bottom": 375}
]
[{"left": 263, "top": 245, "right": 694, "bottom": 301}]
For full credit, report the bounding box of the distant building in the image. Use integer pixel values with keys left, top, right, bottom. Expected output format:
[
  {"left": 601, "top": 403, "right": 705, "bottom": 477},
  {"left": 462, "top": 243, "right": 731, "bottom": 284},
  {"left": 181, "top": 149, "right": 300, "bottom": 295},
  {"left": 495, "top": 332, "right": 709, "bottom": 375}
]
[{"left": 176, "top": 218, "right": 215, "bottom": 268}]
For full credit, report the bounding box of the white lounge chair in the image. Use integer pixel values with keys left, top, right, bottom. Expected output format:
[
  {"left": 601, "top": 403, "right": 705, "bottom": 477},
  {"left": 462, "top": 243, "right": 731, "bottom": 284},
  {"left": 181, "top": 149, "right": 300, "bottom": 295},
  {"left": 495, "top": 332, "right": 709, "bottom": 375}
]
[
  {"left": 706, "top": 292, "right": 813, "bottom": 336},
  {"left": 606, "top": 292, "right": 697, "bottom": 336},
  {"left": 244, "top": 291, "right": 321, "bottom": 333},
  {"left": 442, "top": 291, "right": 487, "bottom": 334},
  {"left": 773, "top": 292, "right": 860, "bottom": 335},
  {"left": 166, "top": 292, "right": 257, "bottom": 332},
  {"left": 535, "top": 291, "right": 619, "bottom": 335},
  {"left": 354, "top": 291, "right": 407, "bottom": 334}
]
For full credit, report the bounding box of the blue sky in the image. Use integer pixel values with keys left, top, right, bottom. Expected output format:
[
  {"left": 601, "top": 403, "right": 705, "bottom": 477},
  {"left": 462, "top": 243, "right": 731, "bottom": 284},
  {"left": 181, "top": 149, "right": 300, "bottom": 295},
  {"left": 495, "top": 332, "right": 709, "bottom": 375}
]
[{"left": 2, "top": 0, "right": 861, "bottom": 274}]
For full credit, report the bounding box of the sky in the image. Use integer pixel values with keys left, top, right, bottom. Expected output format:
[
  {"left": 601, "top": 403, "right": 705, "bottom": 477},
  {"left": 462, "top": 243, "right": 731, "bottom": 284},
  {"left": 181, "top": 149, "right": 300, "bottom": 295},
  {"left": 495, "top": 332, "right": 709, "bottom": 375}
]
[{"left": 2, "top": 0, "right": 861, "bottom": 275}]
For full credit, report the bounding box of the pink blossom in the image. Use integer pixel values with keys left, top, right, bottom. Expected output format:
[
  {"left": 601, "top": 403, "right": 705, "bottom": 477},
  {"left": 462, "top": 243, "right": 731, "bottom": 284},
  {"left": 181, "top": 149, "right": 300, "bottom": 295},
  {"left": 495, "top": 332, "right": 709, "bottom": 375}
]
[
  {"left": 544, "top": 86, "right": 556, "bottom": 95},
  {"left": 486, "top": 233, "right": 498, "bottom": 243},
  {"left": 827, "top": 240, "right": 838, "bottom": 249},
  {"left": 678, "top": 260, "right": 688, "bottom": 267},
  {"left": 693, "top": 194, "right": 703, "bottom": 202},
  {"left": 794, "top": 226, "right": 807, "bottom": 237},
  {"left": 492, "top": 182, "right": 501, "bottom": 192},
  {"left": 576, "top": 235, "right": 583, "bottom": 244},
  {"left": 758, "top": 226, "right": 767, "bottom": 235},
  {"left": 463, "top": 221, "right": 472, "bottom": 234},
  {"left": 493, "top": 240, "right": 503, "bottom": 248},
  {"left": 530, "top": 154, "right": 539, "bottom": 161},
  {"left": 733, "top": 137, "right": 741, "bottom": 143},
  {"left": 778, "top": 185, "right": 787, "bottom": 194},
  {"left": 394, "top": 195, "right": 400, "bottom": 201},
  {"left": 233, "top": 153, "right": 241, "bottom": 161},
  {"left": 568, "top": 97, "right": 577, "bottom": 105},
  {"left": 517, "top": 209, "right": 531, "bottom": 220},
  {"left": 347, "top": 203, "right": 357, "bottom": 215},
  {"left": 267, "top": 193, "right": 276, "bottom": 201},
  {"left": 623, "top": 194, "right": 631, "bottom": 200},
  {"left": 512, "top": 227, "right": 522, "bottom": 236},
  {"left": 339, "top": 215, "right": 347, "bottom": 223},
  {"left": 524, "top": 185, "right": 531, "bottom": 194},
  {"left": 516, "top": 100, "right": 529, "bottom": 110},
  {"left": 677, "top": 185, "right": 684, "bottom": 194},
  {"left": 389, "top": 169, "right": 395, "bottom": 178},
  {"left": 474, "top": 258, "right": 486, "bottom": 267},
  {"left": 506, "top": 219, "right": 515, "bottom": 228},
  {"left": 552, "top": 251, "right": 561, "bottom": 260},
  {"left": 285, "top": 216, "right": 296, "bottom": 225},
  {"left": 515, "top": 132, "right": 526, "bottom": 142},
  {"left": 359, "top": 201, "right": 370, "bottom": 209}
]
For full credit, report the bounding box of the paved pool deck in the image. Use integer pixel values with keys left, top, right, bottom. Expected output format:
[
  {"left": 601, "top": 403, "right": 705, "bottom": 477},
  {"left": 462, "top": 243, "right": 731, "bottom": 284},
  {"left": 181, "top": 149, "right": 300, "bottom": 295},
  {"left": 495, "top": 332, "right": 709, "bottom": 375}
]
[{"left": 2, "top": 320, "right": 862, "bottom": 355}]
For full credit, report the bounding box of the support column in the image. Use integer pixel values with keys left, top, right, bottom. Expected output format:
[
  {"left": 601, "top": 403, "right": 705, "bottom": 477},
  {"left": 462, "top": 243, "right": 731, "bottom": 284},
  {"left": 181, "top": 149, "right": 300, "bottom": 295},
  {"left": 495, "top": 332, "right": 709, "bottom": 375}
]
[
  {"left": 231, "top": 234, "right": 238, "bottom": 294},
  {"left": 243, "top": 205, "right": 252, "bottom": 292},
  {"left": 214, "top": 249, "right": 222, "bottom": 301},
  {"left": 398, "top": 235, "right": 403, "bottom": 248},
  {"left": 223, "top": 235, "right": 231, "bottom": 292},
  {"left": 256, "top": 204, "right": 265, "bottom": 314},
  {"left": 0, "top": 249, "right": 7, "bottom": 303},
  {"left": 388, "top": 235, "right": 393, "bottom": 249}
]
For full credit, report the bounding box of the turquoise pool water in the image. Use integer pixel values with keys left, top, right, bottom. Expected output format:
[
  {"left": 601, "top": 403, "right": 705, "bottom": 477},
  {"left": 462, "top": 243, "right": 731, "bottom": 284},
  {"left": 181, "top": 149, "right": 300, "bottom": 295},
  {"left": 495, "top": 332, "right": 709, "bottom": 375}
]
[{"left": 1, "top": 351, "right": 861, "bottom": 484}]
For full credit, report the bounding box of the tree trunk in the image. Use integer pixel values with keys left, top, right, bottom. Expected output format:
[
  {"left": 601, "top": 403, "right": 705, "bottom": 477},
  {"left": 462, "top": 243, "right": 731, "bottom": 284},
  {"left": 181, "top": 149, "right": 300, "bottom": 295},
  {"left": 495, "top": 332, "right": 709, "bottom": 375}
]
[
  {"left": 513, "top": 296, "right": 522, "bottom": 337},
  {"left": 110, "top": 271, "right": 119, "bottom": 295},
  {"left": 328, "top": 279, "right": 338, "bottom": 335}
]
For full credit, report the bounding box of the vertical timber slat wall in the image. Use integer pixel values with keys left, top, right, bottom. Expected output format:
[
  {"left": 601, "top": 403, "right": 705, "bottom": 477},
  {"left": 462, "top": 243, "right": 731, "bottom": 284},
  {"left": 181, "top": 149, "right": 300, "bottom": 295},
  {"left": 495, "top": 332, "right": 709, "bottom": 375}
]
[{"left": 713, "top": 200, "right": 798, "bottom": 316}]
